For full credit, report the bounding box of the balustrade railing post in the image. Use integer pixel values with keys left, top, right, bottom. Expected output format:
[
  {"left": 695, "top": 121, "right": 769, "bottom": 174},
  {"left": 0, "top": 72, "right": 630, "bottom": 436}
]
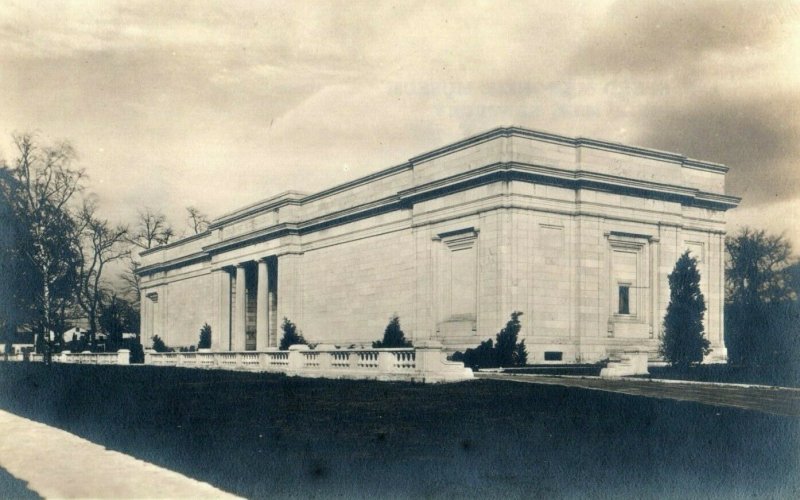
[
  {"left": 287, "top": 345, "right": 309, "bottom": 374},
  {"left": 414, "top": 340, "right": 443, "bottom": 377},
  {"left": 117, "top": 349, "right": 130, "bottom": 365},
  {"left": 349, "top": 351, "right": 360, "bottom": 371},
  {"left": 378, "top": 351, "right": 394, "bottom": 373},
  {"left": 318, "top": 351, "right": 332, "bottom": 372}
]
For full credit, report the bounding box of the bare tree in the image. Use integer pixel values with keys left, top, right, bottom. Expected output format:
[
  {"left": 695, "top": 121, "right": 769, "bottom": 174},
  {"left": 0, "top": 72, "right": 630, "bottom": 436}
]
[
  {"left": 75, "top": 199, "right": 129, "bottom": 336},
  {"left": 120, "top": 258, "right": 142, "bottom": 306},
  {"left": 726, "top": 227, "right": 796, "bottom": 305},
  {"left": 128, "top": 208, "right": 174, "bottom": 250},
  {"left": 122, "top": 208, "right": 173, "bottom": 317},
  {"left": 0, "top": 133, "right": 84, "bottom": 353},
  {"left": 725, "top": 227, "right": 798, "bottom": 366},
  {"left": 186, "top": 206, "right": 210, "bottom": 234}
]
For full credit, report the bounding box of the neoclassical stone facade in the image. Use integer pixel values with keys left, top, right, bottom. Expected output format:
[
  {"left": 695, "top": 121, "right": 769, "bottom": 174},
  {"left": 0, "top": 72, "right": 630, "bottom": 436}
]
[{"left": 138, "top": 127, "right": 739, "bottom": 363}]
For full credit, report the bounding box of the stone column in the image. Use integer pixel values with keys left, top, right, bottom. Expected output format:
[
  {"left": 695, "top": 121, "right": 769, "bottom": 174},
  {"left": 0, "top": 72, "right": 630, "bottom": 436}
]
[
  {"left": 234, "top": 264, "right": 247, "bottom": 351},
  {"left": 256, "top": 259, "right": 269, "bottom": 351}
]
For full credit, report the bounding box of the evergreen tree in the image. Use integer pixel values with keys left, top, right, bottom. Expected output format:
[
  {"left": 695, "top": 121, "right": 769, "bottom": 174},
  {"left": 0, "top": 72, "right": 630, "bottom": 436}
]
[
  {"left": 151, "top": 335, "right": 170, "bottom": 353},
  {"left": 495, "top": 311, "right": 525, "bottom": 366},
  {"left": 279, "top": 317, "right": 306, "bottom": 350},
  {"left": 198, "top": 323, "right": 212, "bottom": 349},
  {"left": 660, "top": 251, "right": 710, "bottom": 367},
  {"left": 461, "top": 311, "right": 527, "bottom": 369},
  {"left": 372, "top": 315, "right": 412, "bottom": 348},
  {"left": 462, "top": 338, "right": 496, "bottom": 369}
]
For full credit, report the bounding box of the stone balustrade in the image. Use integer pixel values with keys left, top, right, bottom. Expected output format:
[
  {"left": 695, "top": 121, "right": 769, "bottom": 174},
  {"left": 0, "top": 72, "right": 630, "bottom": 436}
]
[
  {"left": 145, "top": 341, "right": 473, "bottom": 383},
  {"left": 56, "top": 350, "right": 131, "bottom": 366}
]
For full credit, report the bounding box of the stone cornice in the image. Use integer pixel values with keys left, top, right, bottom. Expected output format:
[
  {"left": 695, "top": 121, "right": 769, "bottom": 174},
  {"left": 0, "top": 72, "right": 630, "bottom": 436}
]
[
  {"left": 209, "top": 191, "right": 306, "bottom": 229},
  {"left": 202, "top": 223, "right": 300, "bottom": 254},
  {"left": 409, "top": 126, "right": 729, "bottom": 173},
  {"left": 138, "top": 251, "right": 210, "bottom": 276},
  {"left": 139, "top": 160, "right": 737, "bottom": 276},
  {"left": 397, "top": 161, "right": 739, "bottom": 210},
  {"left": 300, "top": 163, "right": 410, "bottom": 203},
  {"left": 206, "top": 164, "right": 411, "bottom": 231},
  {"left": 139, "top": 230, "right": 210, "bottom": 258}
]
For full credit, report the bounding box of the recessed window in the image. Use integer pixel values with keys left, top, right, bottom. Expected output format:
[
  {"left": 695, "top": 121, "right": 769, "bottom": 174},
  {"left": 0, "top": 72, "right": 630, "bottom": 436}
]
[
  {"left": 544, "top": 351, "right": 563, "bottom": 361},
  {"left": 618, "top": 285, "right": 630, "bottom": 315}
]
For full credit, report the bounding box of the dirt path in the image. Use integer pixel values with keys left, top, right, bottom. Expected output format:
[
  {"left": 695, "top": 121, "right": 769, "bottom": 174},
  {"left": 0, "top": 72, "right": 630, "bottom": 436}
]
[
  {"left": 0, "top": 409, "right": 242, "bottom": 499},
  {"left": 476, "top": 373, "right": 800, "bottom": 417}
]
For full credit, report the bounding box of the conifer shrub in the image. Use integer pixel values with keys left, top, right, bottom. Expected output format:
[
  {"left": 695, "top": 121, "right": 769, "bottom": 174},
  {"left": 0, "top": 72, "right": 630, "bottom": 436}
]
[
  {"left": 372, "top": 315, "right": 413, "bottom": 348},
  {"left": 129, "top": 340, "right": 145, "bottom": 363},
  {"left": 198, "top": 323, "right": 212, "bottom": 349},
  {"left": 659, "top": 251, "right": 710, "bottom": 368},
  {"left": 151, "top": 335, "right": 171, "bottom": 353},
  {"left": 456, "top": 311, "right": 527, "bottom": 369},
  {"left": 279, "top": 318, "right": 307, "bottom": 350}
]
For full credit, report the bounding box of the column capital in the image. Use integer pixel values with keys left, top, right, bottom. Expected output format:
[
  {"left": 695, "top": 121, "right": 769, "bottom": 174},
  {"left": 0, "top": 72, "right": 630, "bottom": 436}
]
[{"left": 212, "top": 265, "right": 236, "bottom": 273}]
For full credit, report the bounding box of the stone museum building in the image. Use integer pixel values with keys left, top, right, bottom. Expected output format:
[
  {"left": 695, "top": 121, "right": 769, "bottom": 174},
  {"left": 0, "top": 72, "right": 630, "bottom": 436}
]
[{"left": 138, "top": 126, "right": 739, "bottom": 363}]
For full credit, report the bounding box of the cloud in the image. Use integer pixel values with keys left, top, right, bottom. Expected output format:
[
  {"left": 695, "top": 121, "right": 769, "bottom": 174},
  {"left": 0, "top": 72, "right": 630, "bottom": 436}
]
[
  {"left": 570, "top": 0, "right": 796, "bottom": 75},
  {"left": 1, "top": 0, "right": 797, "bottom": 248},
  {"left": 635, "top": 91, "right": 800, "bottom": 205},
  {"left": 728, "top": 197, "right": 800, "bottom": 244}
]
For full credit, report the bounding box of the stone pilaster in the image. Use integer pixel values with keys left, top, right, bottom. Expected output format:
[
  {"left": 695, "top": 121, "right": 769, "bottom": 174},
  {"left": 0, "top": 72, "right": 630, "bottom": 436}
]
[
  {"left": 214, "top": 268, "right": 232, "bottom": 351},
  {"left": 276, "top": 253, "right": 303, "bottom": 333}
]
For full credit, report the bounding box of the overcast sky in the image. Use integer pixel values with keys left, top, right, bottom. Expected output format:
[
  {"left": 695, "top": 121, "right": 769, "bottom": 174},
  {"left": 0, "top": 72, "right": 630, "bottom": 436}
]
[{"left": 1, "top": 0, "right": 798, "bottom": 246}]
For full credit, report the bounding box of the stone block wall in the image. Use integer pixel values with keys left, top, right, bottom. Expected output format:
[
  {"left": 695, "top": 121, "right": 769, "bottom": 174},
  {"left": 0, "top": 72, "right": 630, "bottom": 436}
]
[{"left": 299, "top": 227, "right": 416, "bottom": 344}]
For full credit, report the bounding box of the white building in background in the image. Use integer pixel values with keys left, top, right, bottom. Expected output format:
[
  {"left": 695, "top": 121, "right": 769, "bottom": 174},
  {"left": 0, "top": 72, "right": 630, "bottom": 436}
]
[{"left": 138, "top": 126, "right": 739, "bottom": 363}]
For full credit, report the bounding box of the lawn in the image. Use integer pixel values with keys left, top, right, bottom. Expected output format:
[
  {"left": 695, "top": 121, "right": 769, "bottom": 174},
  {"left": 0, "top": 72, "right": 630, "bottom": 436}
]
[
  {"left": 642, "top": 363, "right": 800, "bottom": 387},
  {"left": 0, "top": 363, "right": 798, "bottom": 498}
]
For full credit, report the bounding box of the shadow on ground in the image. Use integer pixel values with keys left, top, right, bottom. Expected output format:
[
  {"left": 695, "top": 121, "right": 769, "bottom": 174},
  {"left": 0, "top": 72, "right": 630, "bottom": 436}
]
[
  {"left": 0, "top": 363, "right": 798, "bottom": 498},
  {"left": 0, "top": 465, "right": 39, "bottom": 499}
]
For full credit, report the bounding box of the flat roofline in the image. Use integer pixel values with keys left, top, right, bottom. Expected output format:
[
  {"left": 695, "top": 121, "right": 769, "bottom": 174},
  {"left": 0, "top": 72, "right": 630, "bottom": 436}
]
[{"left": 409, "top": 126, "right": 730, "bottom": 172}]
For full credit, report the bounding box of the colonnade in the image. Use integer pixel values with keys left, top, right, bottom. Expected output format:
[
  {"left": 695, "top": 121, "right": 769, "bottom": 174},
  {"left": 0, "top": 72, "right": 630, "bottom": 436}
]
[{"left": 225, "top": 257, "right": 277, "bottom": 351}]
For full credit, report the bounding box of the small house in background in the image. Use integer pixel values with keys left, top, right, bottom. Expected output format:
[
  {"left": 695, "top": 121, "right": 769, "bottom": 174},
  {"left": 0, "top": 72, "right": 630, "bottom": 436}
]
[{"left": 63, "top": 327, "right": 87, "bottom": 342}]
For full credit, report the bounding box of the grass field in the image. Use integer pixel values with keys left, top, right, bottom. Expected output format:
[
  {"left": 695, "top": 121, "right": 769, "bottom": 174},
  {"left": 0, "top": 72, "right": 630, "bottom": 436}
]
[{"left": 0, "top": 363, "right": 798, "bottom": 498}]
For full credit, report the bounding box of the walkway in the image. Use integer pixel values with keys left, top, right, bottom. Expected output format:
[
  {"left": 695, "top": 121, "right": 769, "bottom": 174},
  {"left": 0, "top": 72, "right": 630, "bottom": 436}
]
[
  {"left": 476, "top": 373, "right": 800, "bottom": 417},
  {"left": 0, "top": 409, "right": 242, "bottom": 499}
]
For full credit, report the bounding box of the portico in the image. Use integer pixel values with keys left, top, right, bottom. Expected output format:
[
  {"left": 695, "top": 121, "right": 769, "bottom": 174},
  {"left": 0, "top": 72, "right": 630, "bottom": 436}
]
[{"left": 213, "top": 257, "right": 278, "bottom": 351}]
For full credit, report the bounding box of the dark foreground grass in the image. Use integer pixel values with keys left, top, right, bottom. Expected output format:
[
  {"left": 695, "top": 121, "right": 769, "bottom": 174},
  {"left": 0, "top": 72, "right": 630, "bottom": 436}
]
[{"left": 0, "top": 363, "right": 798, "bottom": 499}]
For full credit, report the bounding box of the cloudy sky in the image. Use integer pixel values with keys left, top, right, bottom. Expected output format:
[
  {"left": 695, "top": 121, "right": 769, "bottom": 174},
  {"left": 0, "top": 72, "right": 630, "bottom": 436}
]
[{"left": 1, "top": 0, "right": 799, "bottom": 245}]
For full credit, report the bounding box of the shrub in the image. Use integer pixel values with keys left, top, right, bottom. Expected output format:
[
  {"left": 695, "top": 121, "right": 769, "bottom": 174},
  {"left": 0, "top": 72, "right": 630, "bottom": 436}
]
[
  {"left": 151, "top": 335, "right": 170, "bottom": 353},
  {"left": 129, "top": 341, "right": 144, "bottom": 363},
  {"left": 495, "top": 311, "right": 527, "bottom": 366},
  {"left": 372, "top": 315, "right": 412, "bottom": 348},
  {"left": 279, "top": 318, "right": 307, "bottom": 350},
  {"left": 659, "top": 251, "right": 710, "bottom": 368},
  {"left": 458, "top": 311, "right": 528, "bottom": 369},
  {"left": 198, "top": 323, "right": 212, "bottom": 349},
  {"left": 462, "top": 338, "right": 496, "bottom": 368}
]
